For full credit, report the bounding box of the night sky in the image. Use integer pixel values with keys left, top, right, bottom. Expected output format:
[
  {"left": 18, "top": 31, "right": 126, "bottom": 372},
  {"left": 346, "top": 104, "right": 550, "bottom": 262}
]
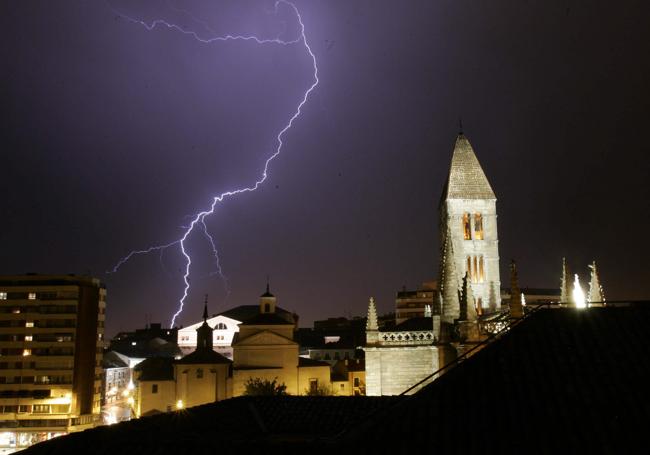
[{"left": 2, "top": 0, "right": 649, "bottom": 336}]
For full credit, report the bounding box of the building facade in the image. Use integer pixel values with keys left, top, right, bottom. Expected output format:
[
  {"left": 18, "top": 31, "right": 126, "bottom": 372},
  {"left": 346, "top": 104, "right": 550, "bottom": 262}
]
[
  {"left": 395, "top": 281, "right": 438, "bottom": 325},
  {"left": 0, "top": 274, "right": 105, "bottom": 450}
]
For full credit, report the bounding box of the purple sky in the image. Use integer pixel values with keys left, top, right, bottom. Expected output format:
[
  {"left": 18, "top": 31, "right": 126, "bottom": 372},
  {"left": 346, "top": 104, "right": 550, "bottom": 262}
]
[{"left": 2, "top": 0, "right": 649, "bottom": 336}]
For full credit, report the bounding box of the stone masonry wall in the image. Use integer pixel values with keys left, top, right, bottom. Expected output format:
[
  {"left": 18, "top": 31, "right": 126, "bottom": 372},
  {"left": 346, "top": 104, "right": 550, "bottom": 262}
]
[{"left": 364, "top": 345, "right": 438, "bottom": 396}]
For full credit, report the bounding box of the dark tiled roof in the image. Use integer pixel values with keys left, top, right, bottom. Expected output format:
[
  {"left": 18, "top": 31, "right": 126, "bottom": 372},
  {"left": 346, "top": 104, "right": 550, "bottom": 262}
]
[
  {"left": 298, "top": 357, "right": 331, "bottom": 368},
  {"left": 175, "top": 348, "right": 232, "bottom": 365},
  {"left": 102, "top": 351, "right": 129, "bottom": 369},
  {"left": 111, "top": 337, "right": 182, "bottom": 359},
  {"left": 348, "top": 307, "right": 650, "bottom": 452},
  {"left": 24, "top": 396, "right": 401, "bottom": 454},
  {"left": 134, "top": 357, "right": 174, "bottom": 381},
  {"left": 218, "top": 305, "right": 295, "bottom": 324},
  {"left": 25, "top": 307, "right": 648, "bottom": 454}
]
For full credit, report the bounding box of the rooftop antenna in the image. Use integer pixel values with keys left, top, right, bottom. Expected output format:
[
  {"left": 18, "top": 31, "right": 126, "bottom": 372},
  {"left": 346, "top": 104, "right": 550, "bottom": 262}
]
[{"left": 458, "top": 117, "right": 464, "bottom": 135}]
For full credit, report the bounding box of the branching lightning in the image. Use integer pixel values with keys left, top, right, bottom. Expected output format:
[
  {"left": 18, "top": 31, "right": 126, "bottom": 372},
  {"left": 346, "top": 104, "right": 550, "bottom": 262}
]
[{"left": 108, "top": 1, "right": 318, "bottom": 327}]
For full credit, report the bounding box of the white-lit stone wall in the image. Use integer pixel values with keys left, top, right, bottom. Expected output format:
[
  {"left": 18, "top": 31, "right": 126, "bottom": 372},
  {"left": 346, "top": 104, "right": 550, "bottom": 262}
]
[
  {"left": 441, "top": 198, "right": 501, "bottom": 310},
  {"left": 364, "top": 345, "right": 438, "bottom": 396}
]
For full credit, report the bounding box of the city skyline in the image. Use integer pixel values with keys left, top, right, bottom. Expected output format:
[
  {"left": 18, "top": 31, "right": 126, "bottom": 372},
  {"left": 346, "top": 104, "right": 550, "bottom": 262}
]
[{"left": 2, "top": 0, "right": 649, "bottom": 336}]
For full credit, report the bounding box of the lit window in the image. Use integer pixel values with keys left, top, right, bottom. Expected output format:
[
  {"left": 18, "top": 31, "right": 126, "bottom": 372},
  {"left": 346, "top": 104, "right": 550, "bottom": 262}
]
[
  {"left": 462, "top": 213, "right": 472, "bottom": 240},
  {"left": 0, "top": 292, "right": 6, "bottom": 300},
  {"left": 25, "top": 322, "right": 34, "bottom": 328},
  {"left": 25, "top": 336, "right": 32, "bottom": 342},
  {"left": 28, "top": 293, "right": 36, "bottom": 300},
  {"left": 466, "top": 257, "right": 472, "bottom": 280},
  {"left": 12, "top": 308, "right": 20, "bottom": 314},
  {"left": 474, "top": 213, "right": 484, "bottom": 240},
  {"left": 22, "top": 349, "right": 31, "bottom": 357},
  {"left": 479, "top": 256, "right": 485, "bottom": 282},
  {"left": 131, "top": 342, "right": 136, "bottom": 346},
  {"left": 473, "top": 257, "right": 479, "bottom": 283}
]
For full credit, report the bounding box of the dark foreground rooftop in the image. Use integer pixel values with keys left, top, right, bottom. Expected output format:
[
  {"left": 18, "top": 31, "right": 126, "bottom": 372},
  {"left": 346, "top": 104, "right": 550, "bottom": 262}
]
[{"left": 24, "top": 306, "right": 650, "bottom": 454}]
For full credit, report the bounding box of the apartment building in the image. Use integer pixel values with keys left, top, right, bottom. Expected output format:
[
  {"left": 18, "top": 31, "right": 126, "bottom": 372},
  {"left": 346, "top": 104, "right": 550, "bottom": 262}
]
[{"left": 0, "top": 274, "right": 105, "bottom": 451}]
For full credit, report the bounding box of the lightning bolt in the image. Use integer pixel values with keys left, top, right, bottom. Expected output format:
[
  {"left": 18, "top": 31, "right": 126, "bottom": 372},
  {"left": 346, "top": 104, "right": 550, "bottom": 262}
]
[{"left": 108, "top": 1, "right": 319, "bottom": 328}]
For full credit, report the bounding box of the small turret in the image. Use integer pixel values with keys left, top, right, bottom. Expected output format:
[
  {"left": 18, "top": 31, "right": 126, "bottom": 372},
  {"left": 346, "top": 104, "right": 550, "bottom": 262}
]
[
  {"left": 560, "top": 257, "right": 571, "bottom": 306},
  {"left": 366, "top": 297, "right": 379, "bottom": 345},
  {"left": 260, "top": 280, "right": 277, "bottom": 314},
  {"left": 588, "top": 261, "right": 605, "bottom": 306}
]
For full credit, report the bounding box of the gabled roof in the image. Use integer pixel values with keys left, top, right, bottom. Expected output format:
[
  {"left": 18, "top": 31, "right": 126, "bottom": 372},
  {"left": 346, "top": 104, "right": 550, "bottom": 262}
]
[
  {"left": 441, "top": 133, "right": 495, "bottom": 201},
  {"left": 102, "top": 350, "right": 130, "bottom": 368}
]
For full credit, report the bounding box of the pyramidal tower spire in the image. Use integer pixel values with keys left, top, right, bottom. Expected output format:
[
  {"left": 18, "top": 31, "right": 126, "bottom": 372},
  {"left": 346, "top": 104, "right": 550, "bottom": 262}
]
[
  {"left": 439, "top": 131, "right": 501, "bottom": 314},
  {"left": 442, "top": 133, "right": 496, "bottom": 201},
  {"left": 588, "top": 260, "right": 605, "bottom": 306}
]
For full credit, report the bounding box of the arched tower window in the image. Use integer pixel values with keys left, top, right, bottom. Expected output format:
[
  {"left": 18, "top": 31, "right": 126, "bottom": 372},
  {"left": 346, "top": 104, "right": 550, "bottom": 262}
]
[
  {"left": 466, "top": 256, "right": 472, "bottom": 280},
  {"left": 473, "top": 257, "right": 479, "bottom": 283},
  {"left": 474, "top": 213, "right": 484, "bottom": 240},
  {"left": 462, "top": 213, "right": 472, "bottom": 240},
  {"left": 479, "top": 256, "right": 485, "bottom": 282}
]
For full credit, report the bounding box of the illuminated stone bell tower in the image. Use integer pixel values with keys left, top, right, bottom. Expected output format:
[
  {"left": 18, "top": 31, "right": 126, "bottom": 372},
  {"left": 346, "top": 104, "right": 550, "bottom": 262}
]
[{"left": 439, "top": 132, "right": 501, "bottom": 315}]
